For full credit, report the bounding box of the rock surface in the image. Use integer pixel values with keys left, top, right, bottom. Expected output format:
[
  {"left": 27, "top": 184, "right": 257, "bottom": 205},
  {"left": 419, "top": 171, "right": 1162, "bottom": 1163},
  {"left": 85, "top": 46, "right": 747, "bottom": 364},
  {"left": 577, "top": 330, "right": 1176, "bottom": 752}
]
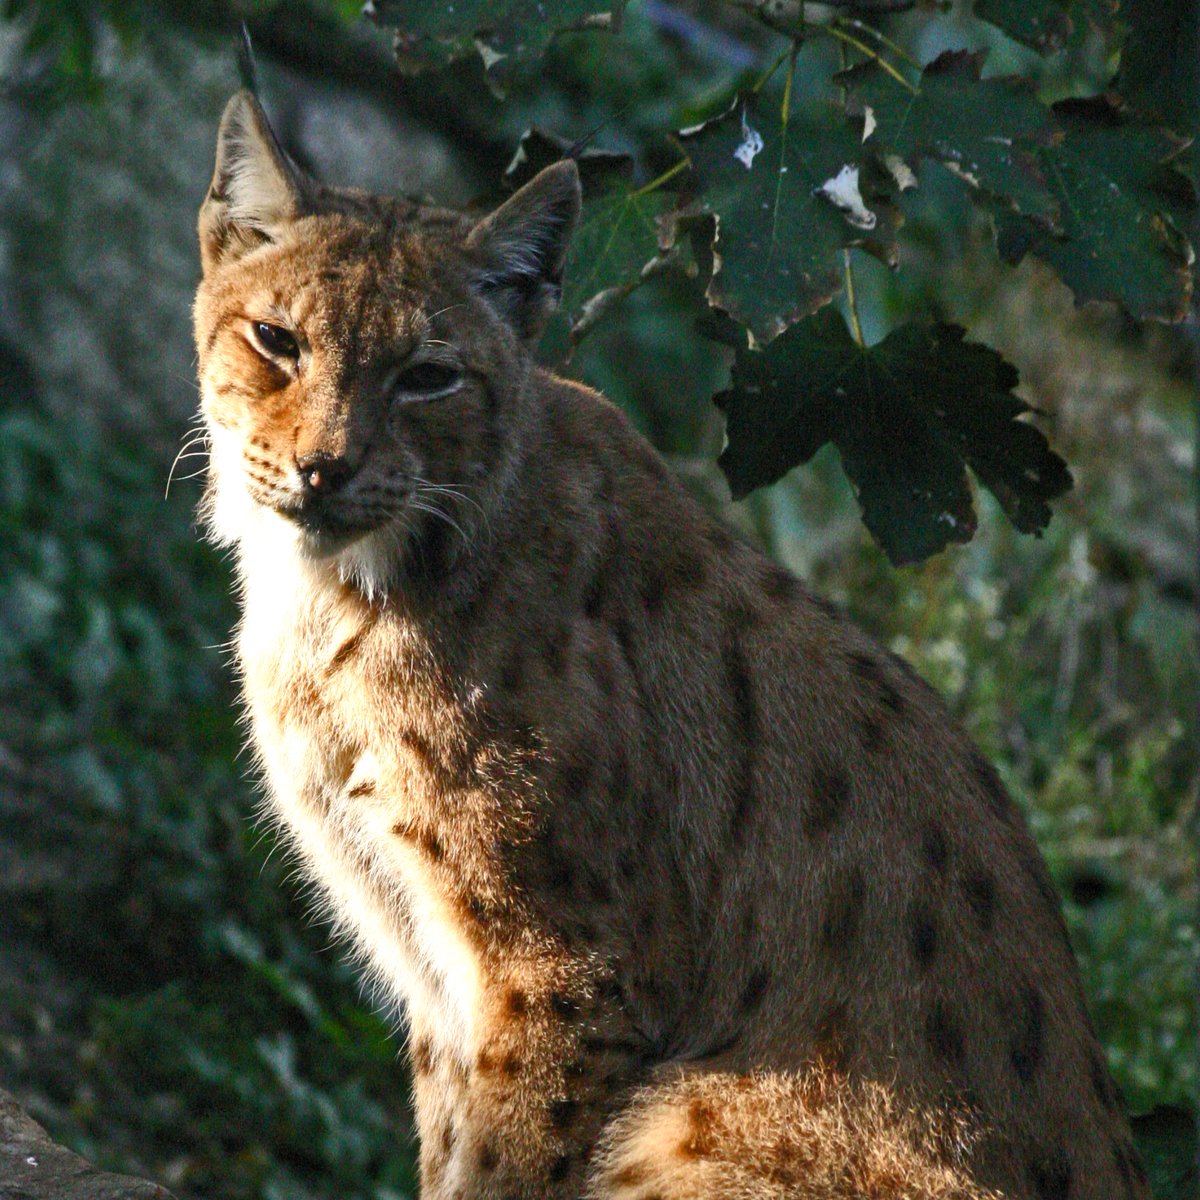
[{"left": 0, "top": 1089, "right": 175, "bottom": 1199}]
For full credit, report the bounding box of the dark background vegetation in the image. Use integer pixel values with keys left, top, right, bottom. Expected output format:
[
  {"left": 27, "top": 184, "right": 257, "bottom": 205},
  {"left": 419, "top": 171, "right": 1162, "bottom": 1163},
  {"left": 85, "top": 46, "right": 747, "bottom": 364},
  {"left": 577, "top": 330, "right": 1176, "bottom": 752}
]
[{"left": 0, "top": 2, "right": 1195, "bottom": 1197}]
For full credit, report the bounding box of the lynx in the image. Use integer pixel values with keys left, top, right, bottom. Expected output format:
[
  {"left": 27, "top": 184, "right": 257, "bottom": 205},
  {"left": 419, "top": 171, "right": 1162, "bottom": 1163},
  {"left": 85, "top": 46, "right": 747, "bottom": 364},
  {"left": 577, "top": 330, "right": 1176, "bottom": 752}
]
[{"left": 193, "top": 90, "right": 1148, "bottom": 1200}]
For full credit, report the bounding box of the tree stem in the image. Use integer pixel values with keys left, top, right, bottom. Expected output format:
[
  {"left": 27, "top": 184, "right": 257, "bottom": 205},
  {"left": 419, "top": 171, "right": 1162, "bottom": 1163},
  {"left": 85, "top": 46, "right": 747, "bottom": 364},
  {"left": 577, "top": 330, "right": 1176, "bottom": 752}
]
[{"left": 843, "top": 249, "right": 865, "bottom": 346}]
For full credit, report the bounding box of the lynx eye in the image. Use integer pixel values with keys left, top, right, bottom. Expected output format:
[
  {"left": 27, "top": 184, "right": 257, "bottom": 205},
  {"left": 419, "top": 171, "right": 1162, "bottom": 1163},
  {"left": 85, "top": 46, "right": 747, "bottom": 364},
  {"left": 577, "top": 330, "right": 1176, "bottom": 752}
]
[
  {"left": 252, "top": 321, "right": 299, "bottom": 360},
  {"left": 392, "top": 362, "right": 462, "bottom": 400}
]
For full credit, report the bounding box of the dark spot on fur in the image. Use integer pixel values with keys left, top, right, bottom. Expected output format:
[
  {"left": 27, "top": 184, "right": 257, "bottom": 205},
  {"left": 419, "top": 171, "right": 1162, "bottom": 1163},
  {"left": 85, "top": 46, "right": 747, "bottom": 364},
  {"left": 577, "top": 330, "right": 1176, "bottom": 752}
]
[
  {"left": 328, "top": 626, "right": 367, "bottom": 671},
  {"left": 464, "top": 893, "right": 494, "bottom": 929},
  {"left": 681, "top": 1098, "right": 717, "bottom": 1157},
  {"left": 740, "top": 967, "right": 771, "bottom": 1013},
  {"left": 667, "top": 549, "right": 707, "bottom": 593},
  {"left": 910, "top": 902, "right": 939, "bottom": 967},
  {"left": 1010, "top": 986, "right": 1045, "bottom": 1084},
  {"left": 859, "top": 713, "right": 885, "bottom": 752},
  {"left": 412, "top": 1036, "right": 434, "bottom": 1075},
  {"left": 550, "top": 991, "right": 581, "bottom": 1020},
  {"left": 970, "top": 751, "right": 1011, "bottom": 821},
  {"left": 549, "top": 1155, "right": 572, "bottom": 1183},
  {"left": 812, "top": 999, "right": 854, "bottom": 1072},
  {"left": 1028, "top": 1147, "right": 1073, "bottom": 1200},
  {"left": 399, "top": 729, "right": 452, "bottom": 786},
  {"left": 545, "top": 621, "right": 572, "bottom": 676},
  {"left": 563, "top": 756, "right": 594, "bottom": 799},
  {"left": 640, "top": 570, "right": 666, "bottom": 614},
  {"left": 420, "top": 830, "right": 444, "bottom": 861},
  {"left": 921, "top": 825, "right": 950, "bottom": 875},
  {"left": 586, "top": 871, "right": 614, "bottom": 904},
  {"left": 475, "top": 1048, "right": 496, "bottom": 1074},
  {"left": 926, "top": 1000, "right": 965, "bottom": 1069},
  {"left": 804, "top": 765, "right": 850, "bottom": 836},
  {"left": 763, "top": 566, "right": 801, "bottom": 603},
  {"left": 821, "top": 867, "right": 865, "bottom": 953},
  {"left": 505, "top": 988, "right": 528, "bottom": 1018},
  {"left": 612, "top": 1164, "right": 648, "bottom": 1188},
  {"left": 725, "top": 638, "right": 758, "bottom": 841},
  {"left": 549, "top": 1098, "right": 579, "bottom": 1129},
  {"left": 478, "top": 1143, "right": 498, "bottom": 1171},
  {"left": 584, "top": 569, "right": 606, "bottom": 619},
  {"left": 348, "top": 780, "right": 376, "bottom": 798},
  {"left": 500, "top": 646, "right": 526, "bottom": 692},
  {"left": 500, "top": 1051, "right": 522, "bottom": 1077},
  {"left": 850, "top": 651, "right": 905, "bottom": 712},
  {"left": 963, "top": 869, "right": 997, "bottom": 933},
  {"left": 440, "top": 1122, "right": 454, "bottom": 1153}
]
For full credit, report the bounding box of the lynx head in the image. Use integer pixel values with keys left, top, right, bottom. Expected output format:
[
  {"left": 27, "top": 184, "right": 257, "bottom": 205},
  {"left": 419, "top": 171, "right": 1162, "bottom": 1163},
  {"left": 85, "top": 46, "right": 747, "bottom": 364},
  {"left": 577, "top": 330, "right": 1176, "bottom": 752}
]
[{"left": 193, "top": 90, "right": 580, "bottom": 598}]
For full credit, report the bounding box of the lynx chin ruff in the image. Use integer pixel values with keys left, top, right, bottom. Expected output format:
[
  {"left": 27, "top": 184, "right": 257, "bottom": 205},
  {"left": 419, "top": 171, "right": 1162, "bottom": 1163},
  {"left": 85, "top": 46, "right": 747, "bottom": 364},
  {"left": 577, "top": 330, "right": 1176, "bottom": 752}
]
[{"left": 193, "top": 90, "right": 1147, "bottom": 1200}]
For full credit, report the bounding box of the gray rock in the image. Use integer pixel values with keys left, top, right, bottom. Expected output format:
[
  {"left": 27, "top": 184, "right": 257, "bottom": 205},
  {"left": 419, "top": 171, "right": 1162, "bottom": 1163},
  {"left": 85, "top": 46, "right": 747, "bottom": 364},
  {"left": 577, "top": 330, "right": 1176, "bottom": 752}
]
[{"left": 0, "top": 1089, "right": 174, "bottom": 1200}]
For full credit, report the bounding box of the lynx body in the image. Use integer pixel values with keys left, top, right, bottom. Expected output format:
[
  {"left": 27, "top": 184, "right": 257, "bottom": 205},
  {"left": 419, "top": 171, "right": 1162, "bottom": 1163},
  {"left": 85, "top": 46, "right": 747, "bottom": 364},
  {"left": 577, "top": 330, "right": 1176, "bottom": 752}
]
[{"left": 193, "top": 91, "right": 1147, "bottom": 1200}]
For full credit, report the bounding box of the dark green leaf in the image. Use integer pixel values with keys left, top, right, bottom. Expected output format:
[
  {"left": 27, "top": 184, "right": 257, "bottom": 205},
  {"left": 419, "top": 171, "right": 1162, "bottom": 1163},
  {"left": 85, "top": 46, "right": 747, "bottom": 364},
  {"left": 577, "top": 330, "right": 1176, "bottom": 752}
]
[
  {"left": 843, "top": 51, "right": 1061, "bottom": 226},
  {"left": 1130, "top": 1106, "right": 1198, "bottom": 1200},
  {"left": 973, "top": 0, "right": 1120, "bottom": 53},
  {"left": 503, "top": 127, "right": 632, "bottom": 192},
  {"left": 713, "top": 309, "right": 1072, "bottom": 564},
  {"left": 368, "top": 0, "right": 625, "bottom": 92},
  {"left": 994, "top": 95, "right": 1196, "bottom": 321},
  {"left": 670, "top": 93, "right": 900, "bottom": 343},
  {"left": 1118, "top": 0, "right": 1200, "bottom": 130}
]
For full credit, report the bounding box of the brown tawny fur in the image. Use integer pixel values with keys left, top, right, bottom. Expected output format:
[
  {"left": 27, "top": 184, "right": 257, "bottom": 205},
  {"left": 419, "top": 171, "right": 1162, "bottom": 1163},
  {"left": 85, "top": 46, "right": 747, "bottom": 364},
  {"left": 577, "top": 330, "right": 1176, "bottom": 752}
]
[{"left": 192, "top": 90, "right": 1148, "bottom": 1200}]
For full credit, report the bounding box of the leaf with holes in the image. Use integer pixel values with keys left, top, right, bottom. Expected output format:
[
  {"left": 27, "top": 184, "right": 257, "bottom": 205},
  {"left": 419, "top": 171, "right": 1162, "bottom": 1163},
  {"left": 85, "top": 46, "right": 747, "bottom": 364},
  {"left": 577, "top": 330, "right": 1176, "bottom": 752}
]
[
  {"left": 713, "top": 309, "right": 1072, "bottom": 564},
  {"left": 369, "top": 0, "right": 625, "bottom": 92},
  {"left": 973, "top": 0, "right": 1119, "bottom": 53},
  {"left": 843, "top": 51, "right": 1062, "bottom": 226},
  {"left": 993, "top": 95, "right": 1196, "bottom": 321},
  {"left": 669, "top": 93, "right": 900, "bottom": 344}
]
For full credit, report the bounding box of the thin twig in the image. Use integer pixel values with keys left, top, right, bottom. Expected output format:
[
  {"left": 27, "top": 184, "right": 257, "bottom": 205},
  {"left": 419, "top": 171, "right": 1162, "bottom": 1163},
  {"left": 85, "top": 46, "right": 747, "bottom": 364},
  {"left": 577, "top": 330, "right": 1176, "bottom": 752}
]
[
  {"left": 631, "top": 157, "right": 690, "bottom": 198},
  {"left": 835, "top": 15, "right": 920, "bottom": 67},
  {"left": 811, "top": 21, "right": 919, "bottom": 91},
  {"left": 753, "top": 44, "right": 793, "bottom": 93},
  {"left": 843, "top": 249, "right": 865, "bottom": 346}
]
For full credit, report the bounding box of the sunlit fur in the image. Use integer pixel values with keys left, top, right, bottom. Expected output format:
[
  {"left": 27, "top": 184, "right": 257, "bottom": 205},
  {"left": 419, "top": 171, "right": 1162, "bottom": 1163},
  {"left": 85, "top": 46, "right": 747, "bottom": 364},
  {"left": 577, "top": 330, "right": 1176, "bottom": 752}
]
[{"left": 193, "top": 91, "right": 1149, "bottom": 1200}]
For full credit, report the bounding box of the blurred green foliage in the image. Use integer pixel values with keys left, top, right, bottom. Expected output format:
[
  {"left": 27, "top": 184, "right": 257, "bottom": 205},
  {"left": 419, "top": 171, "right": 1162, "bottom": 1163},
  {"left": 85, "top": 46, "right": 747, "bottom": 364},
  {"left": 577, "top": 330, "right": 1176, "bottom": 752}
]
[{"left": 0, "top": 2, "right": 1194, "bottom": 1198}]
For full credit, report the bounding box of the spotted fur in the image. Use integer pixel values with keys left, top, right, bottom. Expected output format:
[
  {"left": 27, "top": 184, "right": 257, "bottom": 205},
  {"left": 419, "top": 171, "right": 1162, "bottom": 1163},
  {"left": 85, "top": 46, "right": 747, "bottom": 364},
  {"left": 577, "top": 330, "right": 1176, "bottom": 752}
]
[{"left": 193, "top": 90, "right": 1147, "bottom": 1200}]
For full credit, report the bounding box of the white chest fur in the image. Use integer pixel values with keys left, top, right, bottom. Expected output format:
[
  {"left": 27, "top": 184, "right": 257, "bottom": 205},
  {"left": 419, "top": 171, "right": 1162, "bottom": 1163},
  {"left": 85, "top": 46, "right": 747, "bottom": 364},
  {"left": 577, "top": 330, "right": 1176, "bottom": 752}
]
[{"left": 232, "top": 515, "right": 484, "bottom": 1059}]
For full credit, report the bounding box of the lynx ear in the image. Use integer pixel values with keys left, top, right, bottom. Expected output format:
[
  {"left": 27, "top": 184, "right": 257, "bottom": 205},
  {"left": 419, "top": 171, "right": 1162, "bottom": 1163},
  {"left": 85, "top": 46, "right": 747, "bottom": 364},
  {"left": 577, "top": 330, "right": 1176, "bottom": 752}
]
[
  {"left": 467, "top": 160, "right": 582, "bottom": 341},
  {"left": 199, "top": 90, "right": 308, "bottom": 272}
]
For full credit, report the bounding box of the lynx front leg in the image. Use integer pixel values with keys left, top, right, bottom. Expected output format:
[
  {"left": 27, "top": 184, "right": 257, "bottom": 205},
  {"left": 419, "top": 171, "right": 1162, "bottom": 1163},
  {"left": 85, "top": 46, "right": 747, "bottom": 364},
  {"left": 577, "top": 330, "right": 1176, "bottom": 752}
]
[
  {"left": 587, "top": 1068, "right": 997, "bottom": 1200},
  {"left": 410, "top": 966, "right": 656, "bottom": 1200}
]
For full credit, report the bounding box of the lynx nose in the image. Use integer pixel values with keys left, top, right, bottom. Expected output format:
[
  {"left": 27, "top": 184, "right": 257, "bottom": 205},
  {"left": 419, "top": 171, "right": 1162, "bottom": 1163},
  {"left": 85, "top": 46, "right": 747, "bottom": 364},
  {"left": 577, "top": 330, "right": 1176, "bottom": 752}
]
[{"left": 296, "top": 452, "right": 354, "bottom": 497}]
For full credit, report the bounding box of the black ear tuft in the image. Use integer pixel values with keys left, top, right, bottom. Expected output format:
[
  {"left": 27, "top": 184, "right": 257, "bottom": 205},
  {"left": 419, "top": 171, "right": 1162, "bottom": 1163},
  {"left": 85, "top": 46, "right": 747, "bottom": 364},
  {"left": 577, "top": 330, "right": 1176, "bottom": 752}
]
[
  {"left": 199, "top": 90, "right": 308, "bottom": 272},
  {"left": 466, "top": 160, "right": 582, "bottom": 341}
]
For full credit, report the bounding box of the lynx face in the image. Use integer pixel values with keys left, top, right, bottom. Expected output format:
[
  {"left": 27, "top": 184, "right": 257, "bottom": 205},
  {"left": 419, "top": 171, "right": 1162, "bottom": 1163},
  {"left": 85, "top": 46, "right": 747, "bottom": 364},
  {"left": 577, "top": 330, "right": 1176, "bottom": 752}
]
[{"left": 194, "top": 91, "right": 579, "bottom": 592}]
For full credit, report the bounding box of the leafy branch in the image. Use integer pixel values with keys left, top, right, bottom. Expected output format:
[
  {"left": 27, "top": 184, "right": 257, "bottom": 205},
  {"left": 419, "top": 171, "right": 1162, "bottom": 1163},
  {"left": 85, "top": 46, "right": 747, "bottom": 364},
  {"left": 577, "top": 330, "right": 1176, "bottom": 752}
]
[{"left": 372, "top": 0, "right": 1197, "bottom": 566}]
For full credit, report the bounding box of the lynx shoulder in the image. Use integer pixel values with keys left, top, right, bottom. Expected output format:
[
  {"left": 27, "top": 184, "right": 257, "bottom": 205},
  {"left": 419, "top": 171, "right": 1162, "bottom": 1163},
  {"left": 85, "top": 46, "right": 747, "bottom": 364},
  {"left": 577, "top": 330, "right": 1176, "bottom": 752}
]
[{"left": 193, "top": 90, "right": 1148, "bottom": 1200}]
